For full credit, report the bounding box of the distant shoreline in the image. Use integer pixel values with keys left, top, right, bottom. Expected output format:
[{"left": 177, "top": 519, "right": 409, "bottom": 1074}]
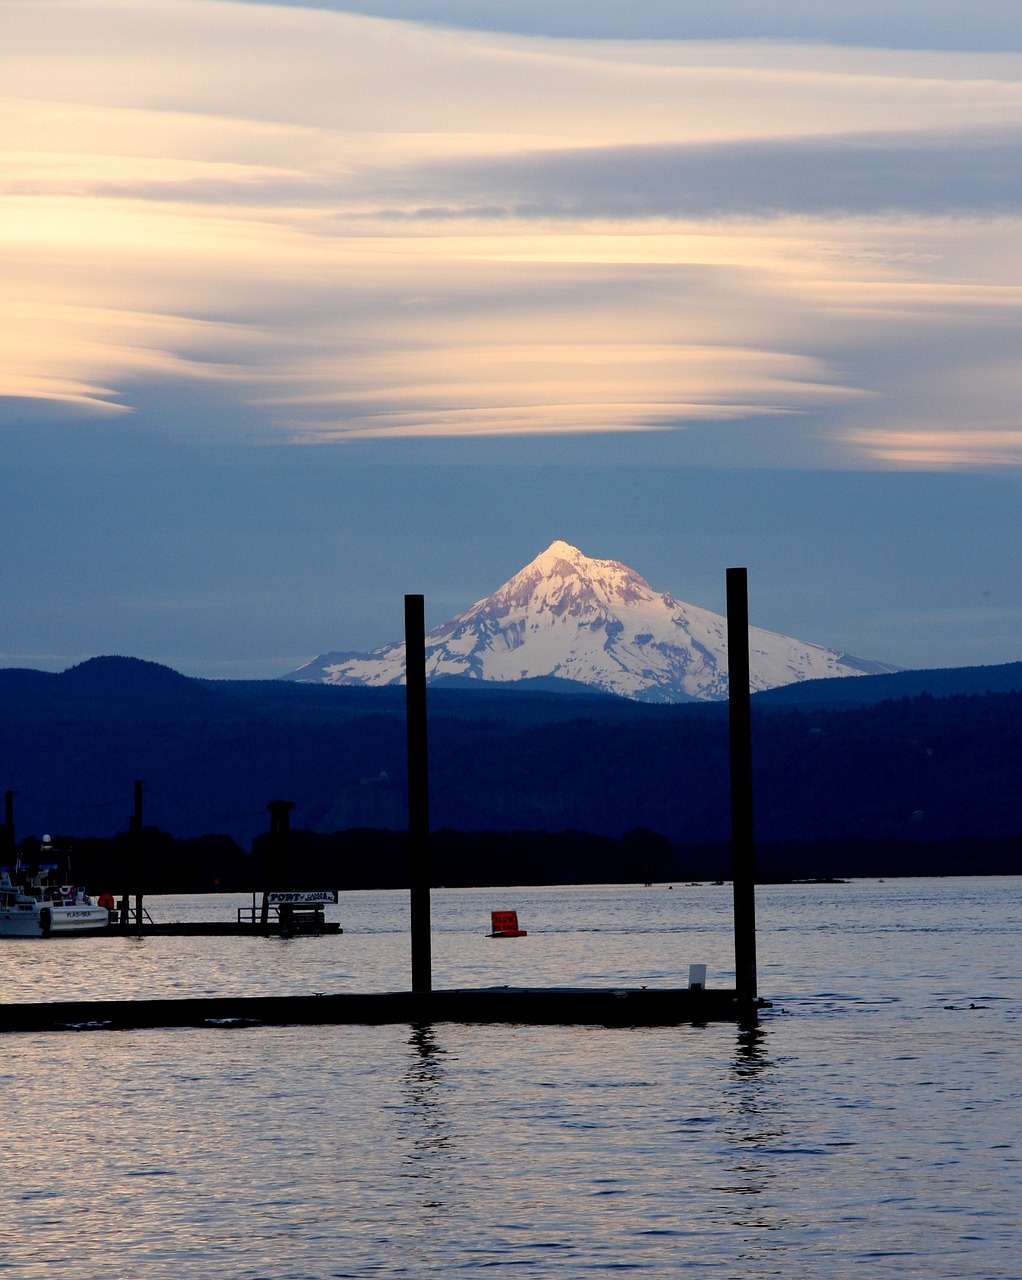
[{"left": 8, "top": 828, "right": 1019, "bottom": 895}]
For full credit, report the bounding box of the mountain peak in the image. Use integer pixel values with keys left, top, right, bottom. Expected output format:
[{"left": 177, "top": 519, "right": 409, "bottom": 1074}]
[
  {"left": 538, "top": 538, "right": 581, "bottom": 561},
  {"left": 489, "top": 542, "right": 656, "bottom": 618},
  {"left": 525, "top": 540, "right": 630, "bottom": 576},
  {"left": 507, "top": 541, "right": 598, "bottom": 590},
  {"left": 285, "top": 545, "right": 898, "bottom": 701}
]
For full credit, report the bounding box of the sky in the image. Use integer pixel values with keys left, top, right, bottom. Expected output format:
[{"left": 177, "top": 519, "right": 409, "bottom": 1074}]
[{"left": 2, "top": 0, "right": 1021, "bottom": 679}]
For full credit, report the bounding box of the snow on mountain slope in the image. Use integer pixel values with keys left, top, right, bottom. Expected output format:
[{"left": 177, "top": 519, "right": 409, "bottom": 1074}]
[{"left": 286, "top": 541, "right": 898, "bottom": 701}]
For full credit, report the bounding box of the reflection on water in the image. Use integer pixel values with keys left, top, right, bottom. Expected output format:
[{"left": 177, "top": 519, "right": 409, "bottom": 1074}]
[
  {"left": 0, "top": 879, "right": 1019, "bottom": 1278},
  {"left": 729, "top": 1023, "right": 778, "bottom": 1142},
  {"left": 398, "top": 1025, "right": 455, "bottom": 1210},
  {"left": 719, "top": 1025, "right": 786, "bottom": 1234}
]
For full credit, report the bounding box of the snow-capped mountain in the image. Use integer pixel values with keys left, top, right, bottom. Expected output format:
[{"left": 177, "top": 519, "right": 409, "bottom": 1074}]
[{"left": 285, "top": 541, "right": 898, "bottom": 702}]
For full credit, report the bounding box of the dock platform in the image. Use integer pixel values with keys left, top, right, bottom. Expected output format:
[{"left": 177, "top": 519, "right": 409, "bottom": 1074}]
[
  {"left": 0, "top": 987, "right": 765, "bottom": 1033},
  {"left": 98, "top": 922, "right": 342, "bottom": 937}
]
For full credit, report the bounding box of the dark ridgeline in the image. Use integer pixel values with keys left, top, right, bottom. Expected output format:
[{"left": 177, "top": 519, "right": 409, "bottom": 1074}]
[{"left": 3, "top": 654, "right": 1021, "bottom": 856}]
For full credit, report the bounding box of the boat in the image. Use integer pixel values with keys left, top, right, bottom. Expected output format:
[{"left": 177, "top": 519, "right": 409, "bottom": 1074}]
[{"left": 0, "top": 838, "right": 110, "bottom": 937}]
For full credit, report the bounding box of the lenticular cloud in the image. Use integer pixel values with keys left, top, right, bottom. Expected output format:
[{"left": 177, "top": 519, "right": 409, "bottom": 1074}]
[{"left": 2, "top": 0, "right": 1021, "bottom": 466}]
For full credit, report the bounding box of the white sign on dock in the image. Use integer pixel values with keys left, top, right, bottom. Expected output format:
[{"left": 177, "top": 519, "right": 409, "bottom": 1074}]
[{"left": 266, "top": 891, "right": 337, "bottom": 906}]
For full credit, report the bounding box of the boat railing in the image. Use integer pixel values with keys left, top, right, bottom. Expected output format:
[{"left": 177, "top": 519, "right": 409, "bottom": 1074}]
[{"left": 108, "top": 904, "right": 156, "bottom": 927}]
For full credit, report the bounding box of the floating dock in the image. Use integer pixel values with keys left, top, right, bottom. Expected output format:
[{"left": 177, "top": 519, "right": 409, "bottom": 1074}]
[
  {"left": 96, "top": 921, "right": 342, "bottom": 937},
  {"left": 0, "top": 986, "right": 765, "bottom": 1034},
  {"left": 92, "top": 889, "right": 342, "bottom": 936}
]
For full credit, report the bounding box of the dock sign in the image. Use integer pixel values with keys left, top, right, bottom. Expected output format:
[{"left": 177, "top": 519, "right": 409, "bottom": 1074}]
[{"left": 266, "top": 891, "right": 337, "bottom": 906}]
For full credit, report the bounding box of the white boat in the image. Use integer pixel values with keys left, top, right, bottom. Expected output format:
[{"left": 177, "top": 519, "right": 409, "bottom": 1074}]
[{"left": 0, "top": 840, "right": 109, "bottom": 937}]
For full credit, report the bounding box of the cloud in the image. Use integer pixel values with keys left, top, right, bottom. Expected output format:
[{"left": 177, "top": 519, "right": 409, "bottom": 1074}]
[
  {"left": 844, "top": 428, "right": 1022, "bottom": 467},
  {"left": 1, "top": 0, "right": 1021, "bottom": 466},
  {"left": 227, "top": 1, "right": 1022, "bottom": 53},
  {"left": 371, "top": 131, "right": 1022, "bottom": 220}
]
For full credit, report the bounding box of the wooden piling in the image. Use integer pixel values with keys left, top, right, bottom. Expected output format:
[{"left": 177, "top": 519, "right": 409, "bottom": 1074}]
[
  {"left": 128, "top": 780, "right": 145, "bottom": 931},
  {"left": 2, "top": 790, "right": 14, "bottom": 860},
  {"left": 726, "top": 568, "right": 758, "bottom": 1009},
  {"left": 261, "top": 801, "right": 296, "bottom": 926},
  {"left": 405, "top": 594, "right": 432, "bottom": 993}
]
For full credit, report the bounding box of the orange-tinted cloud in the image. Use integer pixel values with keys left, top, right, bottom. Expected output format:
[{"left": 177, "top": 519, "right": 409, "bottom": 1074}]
[{"left": 1, "top": 1, "right": 1020, "bottom": 466}]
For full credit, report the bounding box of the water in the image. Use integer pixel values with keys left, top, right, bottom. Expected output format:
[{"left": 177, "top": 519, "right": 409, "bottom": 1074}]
[{"left": 1, "top": 878, "right": 1019, "bottom": 1277}]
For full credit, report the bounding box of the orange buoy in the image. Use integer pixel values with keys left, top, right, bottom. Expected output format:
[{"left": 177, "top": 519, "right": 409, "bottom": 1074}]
[{"left": 489, "top": 909, "right": 527, "bottom": 938}]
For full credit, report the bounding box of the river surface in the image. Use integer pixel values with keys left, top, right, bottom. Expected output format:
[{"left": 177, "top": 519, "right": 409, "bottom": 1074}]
[{"left": 1, "top": 878, "right": 1019, "bottom": 1278}]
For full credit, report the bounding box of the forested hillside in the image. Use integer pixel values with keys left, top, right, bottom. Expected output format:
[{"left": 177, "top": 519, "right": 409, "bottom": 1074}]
[{"left": 2, "top": 658, "right": 1021, "bottom": 867}]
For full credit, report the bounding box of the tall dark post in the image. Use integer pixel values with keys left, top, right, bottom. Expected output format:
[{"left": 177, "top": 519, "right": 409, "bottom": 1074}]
[
  {"left": 261, "top": 800, "right": 295, "bottom": 926},
  {"left": 126, "top": 779, "right": 145, "bottom": 930},
  {"left": 726, "top": 568, "right": 758, "bottom": 1007},
  {"left": 405, "top": 593, "right": 432, "bottom": 993},
  {"left": 3, "top": 790, "right": 15, "bottom": 860}
]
